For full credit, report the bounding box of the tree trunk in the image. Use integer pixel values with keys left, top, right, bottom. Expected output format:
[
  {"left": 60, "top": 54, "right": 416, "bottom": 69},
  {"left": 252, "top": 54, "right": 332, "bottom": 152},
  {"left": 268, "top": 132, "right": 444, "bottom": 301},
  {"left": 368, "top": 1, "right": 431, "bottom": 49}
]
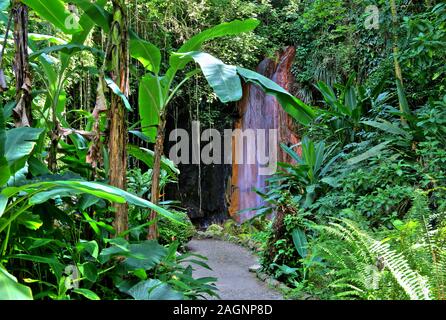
[
  {"left": 109, "top": 0, "right": 129, "bottom": 235},
  {"left": 147, "top": 112, "right": 166, "bottom": 240},
  {"left": 12, "top": 1, "right": 32, "bottom": 127},
  {"left": 390, "top": 0, "right": 407, "bottom": 125}
]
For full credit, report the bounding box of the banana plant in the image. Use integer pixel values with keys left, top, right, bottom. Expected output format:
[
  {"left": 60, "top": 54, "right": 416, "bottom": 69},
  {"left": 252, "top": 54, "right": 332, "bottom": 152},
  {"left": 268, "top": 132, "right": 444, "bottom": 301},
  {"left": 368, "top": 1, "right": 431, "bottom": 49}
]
[
  {"left": 0, "top": 103, "right": 182, "bottom": 290},
  {"left": 18, "top": 0, "right": 111, "bottom": 172},
  {"left": 21, "top": 1, "right": 316, "bottom": 238},
  {"left": 133, "top": 19, "right": 315, "bottom": 239}
]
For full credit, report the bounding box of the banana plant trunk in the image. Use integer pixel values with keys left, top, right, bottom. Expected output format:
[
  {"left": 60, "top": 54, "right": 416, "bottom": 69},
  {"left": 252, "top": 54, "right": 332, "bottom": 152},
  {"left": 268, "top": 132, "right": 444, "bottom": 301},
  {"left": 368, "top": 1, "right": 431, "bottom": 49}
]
[
  {"left": 147, "top": 112, "right": 166, "bottom": 240},
  {"left": 109, "top": 0, "right": 129, "bottom": 235},
  {"left": 12, "top": 0, "right": 32, "bottom": 127}
]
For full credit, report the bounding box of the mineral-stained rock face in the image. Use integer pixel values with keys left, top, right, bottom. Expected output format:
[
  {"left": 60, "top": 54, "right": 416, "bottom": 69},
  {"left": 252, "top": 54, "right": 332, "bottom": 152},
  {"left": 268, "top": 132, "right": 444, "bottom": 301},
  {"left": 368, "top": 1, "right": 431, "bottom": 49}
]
[
  {"left": 164, "top": 46, "right": 300, "bottom": 226},
  {"left": 229, "top": 46, "right": 300, "bottom": 222}
]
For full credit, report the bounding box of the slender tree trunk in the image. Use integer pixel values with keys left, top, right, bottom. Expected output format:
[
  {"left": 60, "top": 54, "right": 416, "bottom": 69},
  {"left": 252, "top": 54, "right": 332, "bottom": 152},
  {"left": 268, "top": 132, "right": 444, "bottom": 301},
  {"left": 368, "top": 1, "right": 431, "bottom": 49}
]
[
  {"left": 147, "top": 112, "right": 166, "bottom": 240},
  {"left": 12, "top": 0, "right": 32, "bottom": 127},
  {"left": 390, "top": 0, "right": 407, "bottom": 125},
  {"left": 109, "top": 0, "right": 129, "bottom": 235}
]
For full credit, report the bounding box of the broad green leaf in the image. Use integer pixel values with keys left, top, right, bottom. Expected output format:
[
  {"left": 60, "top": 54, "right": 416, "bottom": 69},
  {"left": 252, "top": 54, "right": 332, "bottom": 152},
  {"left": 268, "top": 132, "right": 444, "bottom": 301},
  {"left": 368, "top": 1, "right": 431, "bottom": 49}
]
[
  {"left": 179, "top": 52, "right": 242, "bottom": 103},
  {"left": 28, "top": 33, "right": 66, "bottom": 44},
  {"left": 5, "top": 127, "right": 43, "bottom": 175},
  {"left": 237, "top": 67, "right": 315, "bottom": 125},
  {"left": 3, "top": 101, "right": 16, "bottom": 120},
  {"left": 0, "top": 194, "right": 7, "bottom": 217},
  {"left": 28, "top": 184, "right": 126, "bottom": 205},
  {"left": 22, "top": 0, "right": 82, "bottom": 34},
  {"left": 9, "top": 254, "right": 65, "bottom": 279},
  {"left": 138, "top": 73, "right": 163, "bottom": 142},
  {"left": 76, "top": 240, "right": 99, "bottom": 259},
  {"left": 58, "top": 181, "right": 184, "bottom": 223},
  {"left": 29, "top": 43, "right": 103, "bottom": 60},
  {"left": 126, "top": 279, "right": 183, "bottom": 300},
  {"left": 291, "top": 228, "right": 308, "bottom": 258},
  {"left": 0, "top": 267, "right": 33, "bottom": 300},
  {"left": 130, "top": 36, "right": 161, "bottom": 74},
  {"left": 123, "top": 240, "right": 167, "bottom": 271},
  {"left": 104, "top": 76, "right": 132, "bottom": 111},
  {"left": 59, "top": 0, "right": 109, "bottom": 46},
  {"left": 361, "top": 120, "right": 412, "bottom": 140},
  {"left": 73, "top": 288, "right": 100, "bottom": 300},
  {"left": 396, "top": 79, "right": 411, "bottom": 117},
  {"left": 345, "top": 85, "right": 357, "bottom": 112},
  {"left": 78, "top": 262, "right": 98, "bottom": 282},
  {"left": 316, "top": 81, "right": 337, "bottom": 106},
  {"left": 346, "top": 141, "right": 391, "bottom": 166},
  {"left": 127, "top": 144, "right": 179, "bottom": 176},
  {"left": 16, "top": 212, "right": 43, "bottom": 230},
  {"left": 169, "top": 19, "right": 259, "bottom": 73},
  {"left": 280, "top": 143, "right": 302, "bottom": 164}
]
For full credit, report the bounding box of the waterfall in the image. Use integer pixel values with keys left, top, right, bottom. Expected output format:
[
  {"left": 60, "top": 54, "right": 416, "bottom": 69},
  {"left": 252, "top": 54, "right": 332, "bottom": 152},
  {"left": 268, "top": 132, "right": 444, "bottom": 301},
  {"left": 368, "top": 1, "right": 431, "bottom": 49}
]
[{"left": 229, "top": 46, "right": 301, "bottom": 222}]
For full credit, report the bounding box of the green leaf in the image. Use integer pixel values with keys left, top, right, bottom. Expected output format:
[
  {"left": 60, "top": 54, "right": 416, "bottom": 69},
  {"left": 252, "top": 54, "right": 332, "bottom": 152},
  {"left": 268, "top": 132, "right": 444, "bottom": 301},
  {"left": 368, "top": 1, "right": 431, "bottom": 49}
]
[
  {"left": 0, "top": 194, "right": 7, "bottom": 217},
  {"left": 130, "top": 36, "right": 161, "bottom": 74},
  {"left": 316, "top": 81, "right": 337, "bottom": 106},
  {"left": 0, "top": 267, "right": 33, "bottom": 300},
  {"left": 22, "top": 0, "right": 82, "bottom": 34},
  {"left": 169, "top": 19, "right": 259, "bottom": 73},
  {"left": 237, "top": 67, "right": 315, "bottom": 125},
  {"left": 396, "top": 79, "right": 411, "bottom": 117},
  {"left": 61, "top": 0, "right": 109, "bottom": 45},
  {"left": 179, "top": 52, "right": 242, "bottom": 103},
  {"left": 73, "top": 288, "right": 100, "bottom": 300},
  {"left": 138, "top": 73, "right": 163, "bottom": 142},
  {"left": 346, "top": 141, "right": 391, "bottom": 166},
  {"left": 291, "top": 228, "right": 308, "bottom": 258},
  {"left": 126, "top": 279, "right": 183, "bottom": 300},
  {"left": 28, "top": 33, "right": 66, "bottom": 44},
  {"left": 105, "top": 76, "right": 132, "bottom": 111},
  {"left": 76, "top": 240, "right": 99, "bottom": 259},
  {"left": 5, "top": 127, "right": 43, "bottom": 175},
  {"left": 127, "top": 144, "right": 179, "bottom": 176},
  {"left": 123, "top": 240, "right": 167, "bottom": 271},
  {"left": 16, "top": 212, "right": 43, "bottom": 230},
  {"left": 361, "top": 120, "right": 412, "bottom": 140},
  {"left": 29, "top": 43, "right": 103, "bottom": 60},
  {"left": 78, "top": 262, "right": 98, "bottom": 282}
]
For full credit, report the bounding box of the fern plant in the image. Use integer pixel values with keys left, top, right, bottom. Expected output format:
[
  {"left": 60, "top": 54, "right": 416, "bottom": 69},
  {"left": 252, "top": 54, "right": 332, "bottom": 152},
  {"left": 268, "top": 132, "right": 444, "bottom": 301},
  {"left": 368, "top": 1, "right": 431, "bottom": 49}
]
[{"left": 313, "top": 215, "right": 433, "bottom": 300}]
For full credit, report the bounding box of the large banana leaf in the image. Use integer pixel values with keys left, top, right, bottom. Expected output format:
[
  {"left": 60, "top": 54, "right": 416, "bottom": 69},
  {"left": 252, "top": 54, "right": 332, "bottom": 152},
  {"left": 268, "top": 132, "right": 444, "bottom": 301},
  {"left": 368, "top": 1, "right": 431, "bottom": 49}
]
[
  {"left": 22, "top": 0, "right": 82, "bottom": 34},
  {"left": 168, "top": 19, "right": 259, "bottom": 73},
  {"left": 0, "top": 267, "right": 33, "bottom": 300},
  {"left": 138, "top": 73, "right": 163, "bottom": 142},
  {"left": 179, "top": 52, "right": 242, "bottom": 103},
  {"left": 0, "top": 180, "right": 184, "bottom": 227},
  {"left": 127, "top": 145, "right": 179, "bottom": 177},
  {"left": 29, "top": 43, "right": 103, "bottom": 60},
  {"left": 5, "top": 127, "right": 43, "bottom": 175},
  {"left": 237, "top": 67, "right": 315, "bottom": 125},
  {"left": 130, "top": 33, "right": 161, "bottom": 74},
  {"left": 67, "top": 0, "right": 110, "bottom": 44}
]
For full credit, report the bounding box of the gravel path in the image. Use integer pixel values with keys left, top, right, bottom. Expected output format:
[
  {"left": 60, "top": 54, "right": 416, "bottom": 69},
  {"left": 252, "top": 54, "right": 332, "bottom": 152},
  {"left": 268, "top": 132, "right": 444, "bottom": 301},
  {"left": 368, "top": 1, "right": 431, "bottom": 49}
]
[{"left": 186, "top": 239, "right": 284, "bottom": 300}]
